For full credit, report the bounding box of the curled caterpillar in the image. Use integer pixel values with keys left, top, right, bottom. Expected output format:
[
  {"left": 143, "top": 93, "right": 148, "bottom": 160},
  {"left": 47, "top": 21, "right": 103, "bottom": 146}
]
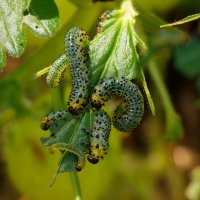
[
  {"left": 64, "top": 27, "right": 90, "bottom": 115},
  {"left": 91, "top": 77, "right": 144, "bottom": 132},
  {"left": 46, "top": 55, "right": 69, "bottom": 88},
  {"left": 50, "top": 143, "right": 85, "bottom": 171},
  {"left": 87, "top": 110, "right": 111, "bottom": 164},
  {"left": 40, "top": 110, "right": 68, "bottom": 131}
]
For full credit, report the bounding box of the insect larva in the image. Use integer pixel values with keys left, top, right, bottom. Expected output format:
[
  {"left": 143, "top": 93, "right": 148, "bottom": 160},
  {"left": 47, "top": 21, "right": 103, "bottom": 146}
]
[
  {"left": 91, "top": 77, "right": 144, "bottom": 132},
  {"left": 87, "top": 109, "right": 111, "bottom": 164},
  {"left": 50, "top": 143, "right": 85, "bottom": 171},
  {"left": 40, "top": 110, "right": 68, "bottom": 131},
  {"left": 64, "top": 27, "right": 90, "bottom": 115},
  {"left": 97, "top": 10, "right": 113, "bottom": 34},
  {"left": 46, "top": 54, "right": 69, "bottom": 87}
]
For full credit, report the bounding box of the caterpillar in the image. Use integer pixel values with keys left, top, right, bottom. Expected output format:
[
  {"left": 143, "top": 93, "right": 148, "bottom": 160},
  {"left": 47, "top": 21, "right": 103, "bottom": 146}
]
[
  {"left": 97, "top": 10, "right": 113, "bottom": 34},
  {"left": 40, "top": 110, "right": 68, "bottom": 131},
  {"left": 50, "top": 143, "right": 85, "bottom": 171},
  {"left": 64, "top": 27, "right": 90, "bottom": 115},
  {"left": 91, "top": 77, "right": 144, "bottom": 132},
  {"left": 46, "top": 54, "right": 69, "bottom": 88},
  {"left": 87, "top": 109, "right": 111, "bottom": 164}
]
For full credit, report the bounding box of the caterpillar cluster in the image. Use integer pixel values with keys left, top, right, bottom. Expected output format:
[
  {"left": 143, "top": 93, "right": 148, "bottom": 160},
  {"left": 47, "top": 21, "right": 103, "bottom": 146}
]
[
  {"left": 64, "top": 27, "right": 90, "bottom": 115},
  {"left": 40, "top": 10, "right": 146, "bottom": 172},
  {"left": 91, "top": 77, "right": 144, "bottom": 132},
  {"left": 87, "top": 109, "right": 111, "bottom": 164}
]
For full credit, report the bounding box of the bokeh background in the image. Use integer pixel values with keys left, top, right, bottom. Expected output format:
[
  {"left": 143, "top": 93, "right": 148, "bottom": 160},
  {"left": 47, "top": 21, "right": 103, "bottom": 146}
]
[{"left": 1, "top": 0, "right": 200, "bottom": 199}]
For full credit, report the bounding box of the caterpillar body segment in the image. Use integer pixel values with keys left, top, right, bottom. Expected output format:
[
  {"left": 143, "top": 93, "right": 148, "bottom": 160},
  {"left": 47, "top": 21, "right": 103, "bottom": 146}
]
[
  {"left": 87, "top": 109, "right": 111, "bottom": 164},
  {"left": 64, "top": 27, "right": 90, "bottom": 115},
  {"left": 91, "top": 77, "right": 144, "bottom": 132}
]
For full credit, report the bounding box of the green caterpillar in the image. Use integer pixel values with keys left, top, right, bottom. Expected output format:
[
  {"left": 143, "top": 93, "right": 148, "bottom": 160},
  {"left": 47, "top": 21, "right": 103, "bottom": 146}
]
[
  {"left": 64, "top": 27, "right": 90, "bottom": 115},
  {"left": 40, "top": 110, "right": 68, "bottom": 131},
  {"left": 91, "top": 77, "right": 144, "bottom": 132},
  {"left": 46, "top": 55, "right": 69, "bottom": 88},
  {"left": 87, "top": 110, "right": 111, "bottom": 164}
]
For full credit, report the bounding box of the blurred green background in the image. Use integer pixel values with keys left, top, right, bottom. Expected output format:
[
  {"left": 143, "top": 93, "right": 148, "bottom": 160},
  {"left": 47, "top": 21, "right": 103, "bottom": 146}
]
[{"left": 1, "top": 0, "right": 200, "bottom": 200}]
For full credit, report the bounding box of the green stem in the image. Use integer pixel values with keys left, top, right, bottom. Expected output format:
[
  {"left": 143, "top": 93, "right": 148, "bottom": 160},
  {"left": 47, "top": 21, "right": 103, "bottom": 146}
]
[
  {"left": 148, "top": 60, "right": 174, "bottom": 114},
  {"left": 70, "top": 171, "right": 83, "bottom": 200},
  {"left": 50, "top": 87, "right": 83, "bottom": 200},
  {"left": 148, "top": 60, "right": 183, "bottom": 141}
]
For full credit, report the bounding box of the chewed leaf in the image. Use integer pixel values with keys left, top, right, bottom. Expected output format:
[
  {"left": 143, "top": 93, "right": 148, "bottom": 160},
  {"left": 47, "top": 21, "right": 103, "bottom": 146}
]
[
  {"left": 0, "top": 0, "right": 59, "bottom": 71},
  {"left": 41, "top": 109, "right": 91, "bottom": 172}
]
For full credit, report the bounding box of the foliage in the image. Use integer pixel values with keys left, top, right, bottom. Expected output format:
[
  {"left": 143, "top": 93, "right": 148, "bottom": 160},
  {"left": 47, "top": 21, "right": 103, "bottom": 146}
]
[
  {"left": 1, "top": 0, "right": 199, "bottom": 200},
  {"left": 0, "top": 0, "right": 59, "bottom": 71}
]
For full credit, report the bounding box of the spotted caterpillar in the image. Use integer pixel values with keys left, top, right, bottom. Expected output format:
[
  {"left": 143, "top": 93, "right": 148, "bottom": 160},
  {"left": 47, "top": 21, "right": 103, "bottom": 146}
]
[
  {"left": 64, "top": 27, "right": 90, "bottom": 115},
  {"left": 40, "top": 110, "right": 68, "bottom": 131},
  {"left": 91, "top": 77, "right": 144, "bottom": 132},
  {"left": 46, "top": 55, "right": 69, "bottom": 88},
  {"left": 50, "top": 143, "right": 85, "bottom": 171},
  {"left": 87, "top": 109, "right": 111, "bottom": 164}
]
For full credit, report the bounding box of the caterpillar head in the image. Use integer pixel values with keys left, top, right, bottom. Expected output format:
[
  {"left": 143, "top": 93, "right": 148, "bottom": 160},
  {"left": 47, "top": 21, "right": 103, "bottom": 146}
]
[
  {"left": 91, "top": 92, "right": 104, "bottom": 109},
  {"left": 87, "top": 155, "right": 99, "bottom": 164},
  {"left": 87, "top": 144, "right": 106, "bottom": 164},
  {"left": 75, "top": 158, "right": 85, "bottom": 172},
  {"left": 40, "top": 116, "right": 53, "bottom": 130},
  {"left": 68, "top": 100, "right": 86, "bottom": 115}
]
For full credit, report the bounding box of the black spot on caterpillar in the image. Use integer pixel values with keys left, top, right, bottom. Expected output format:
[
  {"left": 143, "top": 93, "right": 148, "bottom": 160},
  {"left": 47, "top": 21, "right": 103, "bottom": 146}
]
[
  {"left": 64, "top": 27, "right": 90, "bottom": 115},
  {"left": 91, "top": 77, "right": 144, "bottom": 132},
  {"left": 50, "top": 143, "right": 85, "bottom": 172},
  {"left": 87, "top": 110, "right": 111, "bottom": 164},
  {"left": 46, "top": 55, "right": 69, "bottom": 88},
  {"left": 40, "top": 111, "right": 68, "bottom": 131}
]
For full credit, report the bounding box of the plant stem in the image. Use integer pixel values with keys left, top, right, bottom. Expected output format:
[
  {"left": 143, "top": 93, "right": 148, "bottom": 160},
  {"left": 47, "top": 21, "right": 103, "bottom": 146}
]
[
  {"left": 148, "top": 60, "right": 174, "bottom": 114},
  {"left": 147, "top": 60, "right": 183, "bottom": 141},
  {"left": 70, "top": 171, "right": 83, "bottom": 200},
  {"left": 50, "top": 87, "right": 83, "bottom": 200}
]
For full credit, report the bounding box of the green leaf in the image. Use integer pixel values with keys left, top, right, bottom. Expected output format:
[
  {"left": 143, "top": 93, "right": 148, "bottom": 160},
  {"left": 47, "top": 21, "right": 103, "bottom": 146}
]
[
  {"left": 90, "top": 9, "right": 143, "bottom": 82},
  {"left": 41, "top": 109, "right": 91, "bottom": 172},
  {"left": 23, "top": 0, "right": 59, "bottom": 38},
  {"left": 0, "top": 45, "right": 6, "bottom": 72},
  {"left": 89, "top": 0, "right": 155, "bottom": 114},
  {"left": 161, "top": 13, "right": 200, "bottom": 28},
  {"left": 0, "top": 0, "right": 59, "bottom": 70},
  {"left": 29, "top": 0, "right": 59, "bottom": 19},
  {"left": 23, "top": 14, "right": 59, "bottom": 38},
  {"left": 174, "top": 37, "right": 200, "bottom": 78},
  {"left": 0, "top": 0, "right": 28, "bottom": 57}
]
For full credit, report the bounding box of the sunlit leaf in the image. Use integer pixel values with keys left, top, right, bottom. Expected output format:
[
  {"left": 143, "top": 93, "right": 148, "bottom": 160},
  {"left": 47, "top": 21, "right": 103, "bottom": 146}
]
[
  {"left": 89, "top": 0, "right": 155, "bottom": 114},
  {"left": 0, "top": 0, "right": 59, "bottom": 71},
  {"left": 23, "top": 14, "right": 59, "bottom": 38}
]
